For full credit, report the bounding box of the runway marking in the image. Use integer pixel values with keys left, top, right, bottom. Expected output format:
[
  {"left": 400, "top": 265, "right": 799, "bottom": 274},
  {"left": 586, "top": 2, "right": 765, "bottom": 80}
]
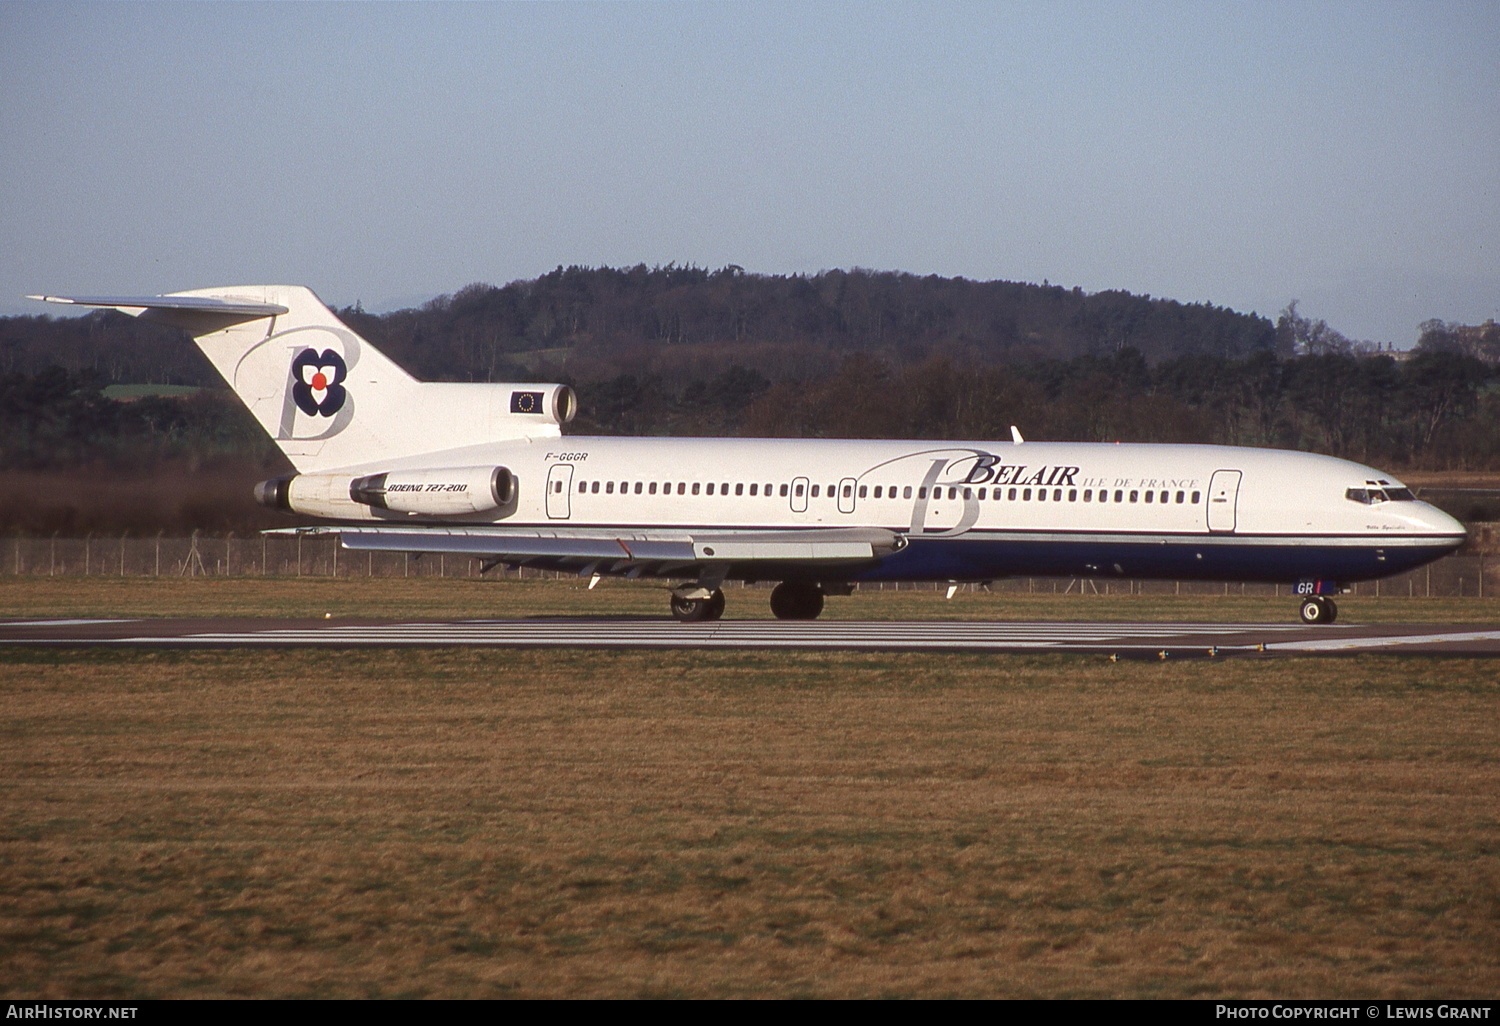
[
  {"left": 1268, "top": 629, "right": 1500, "bottom": 652},
  {"left": 0, "top": 618, "right": 139, "bottom": 627},
  {"left": 116, "top": 619, "right": 1321, "bottom": 651}
]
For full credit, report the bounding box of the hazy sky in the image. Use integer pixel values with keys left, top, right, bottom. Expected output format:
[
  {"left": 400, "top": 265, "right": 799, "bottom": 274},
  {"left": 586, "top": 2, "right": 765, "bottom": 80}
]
[{"left": 2, "top": 1, "right": 1496, "bottom": 347}]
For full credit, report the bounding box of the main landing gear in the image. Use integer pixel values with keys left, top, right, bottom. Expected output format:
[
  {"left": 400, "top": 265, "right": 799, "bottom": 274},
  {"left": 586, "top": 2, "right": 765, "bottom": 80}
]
[
  {"left": 669, "top": 581, "right": 829, "bottom": 622},
  {"left": 770, "top": 581, "right": 824, "bottom": 620},
  {"left": 670, "top": 588, "right": 726, "bottom": 623},
  {"left": 1298, "top": 595, "right": 1338, "bottom": 624}
]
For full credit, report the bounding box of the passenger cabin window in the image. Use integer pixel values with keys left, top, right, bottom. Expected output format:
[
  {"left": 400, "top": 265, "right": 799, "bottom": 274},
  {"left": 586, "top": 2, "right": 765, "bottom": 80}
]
[
  {"left": 811, "top": 485, "right": 820, "bottom": 498},
  {"left": 1191, "top": 491, "right": 1201, "bottom": 503},
  {"left": 649, "top": 482, "right": 658, "bottom": 495}
]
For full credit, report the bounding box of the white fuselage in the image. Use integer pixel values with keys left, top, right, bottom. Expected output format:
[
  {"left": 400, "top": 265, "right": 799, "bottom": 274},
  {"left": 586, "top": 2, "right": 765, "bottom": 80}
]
[{"left": 301, "top": 436, "right": 1465, "bottom": 587}]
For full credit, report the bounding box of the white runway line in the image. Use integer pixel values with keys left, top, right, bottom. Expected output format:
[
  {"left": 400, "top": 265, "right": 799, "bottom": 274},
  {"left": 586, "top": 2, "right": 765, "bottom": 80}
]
[
  {"left": 0, "top": 618, "right": 139, "bottom": 627},
  {"left": 118, "top": 619, "right": 1320, "bottom": 650},
  {"left": 1268, "top": 629, "right": 1500, "bottom": 652}
]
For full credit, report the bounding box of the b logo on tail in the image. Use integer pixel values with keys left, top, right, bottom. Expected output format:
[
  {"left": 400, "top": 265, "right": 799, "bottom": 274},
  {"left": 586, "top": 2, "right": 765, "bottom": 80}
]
[{"left": 291, "top": 348, "right": 347, "bottom": 416}]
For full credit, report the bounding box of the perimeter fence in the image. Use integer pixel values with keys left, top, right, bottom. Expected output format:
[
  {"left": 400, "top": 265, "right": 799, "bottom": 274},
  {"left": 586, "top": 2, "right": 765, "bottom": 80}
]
[{"left": 4, "top": 530, "right": 1497, "bottom": 599}]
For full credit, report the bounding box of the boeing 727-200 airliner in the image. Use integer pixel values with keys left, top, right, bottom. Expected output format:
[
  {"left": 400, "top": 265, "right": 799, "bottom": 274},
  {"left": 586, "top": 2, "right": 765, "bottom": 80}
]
[{"left": 30, "top": 286, "right": 1466, "bottom": 624}]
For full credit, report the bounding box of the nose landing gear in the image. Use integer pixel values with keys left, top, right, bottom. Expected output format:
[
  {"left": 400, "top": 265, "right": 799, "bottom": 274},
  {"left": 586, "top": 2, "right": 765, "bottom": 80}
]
[{"left": 1298, "top": 595, "right": 1338, "bottom": 624}]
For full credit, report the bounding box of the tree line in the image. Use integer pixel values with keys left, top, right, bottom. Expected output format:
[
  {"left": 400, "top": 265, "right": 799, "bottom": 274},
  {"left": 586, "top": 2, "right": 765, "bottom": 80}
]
[
  {"left": 573, "top": 347, "right": 1499, "bottom": 472},
  {"left": 2, "top": 343, "right": 1494, "bottom": 476}
]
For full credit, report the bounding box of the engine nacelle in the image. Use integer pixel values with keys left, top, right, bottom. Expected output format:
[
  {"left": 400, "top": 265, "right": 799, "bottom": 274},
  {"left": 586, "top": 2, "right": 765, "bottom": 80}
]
[
  {"left": 349, "top": 466, "right": 515, "bottom": 516},
  {"left": 506, "top": 383, "right": 576, "bottom": 426},
  {"left": 256, "top": 465, "right": 515, "bottom": 518}
]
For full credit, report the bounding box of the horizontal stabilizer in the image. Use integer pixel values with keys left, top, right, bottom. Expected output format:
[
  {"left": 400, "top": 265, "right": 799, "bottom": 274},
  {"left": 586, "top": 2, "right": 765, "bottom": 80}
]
[{"left": 27, "top": 294, "right": 288, "bottom": 317}]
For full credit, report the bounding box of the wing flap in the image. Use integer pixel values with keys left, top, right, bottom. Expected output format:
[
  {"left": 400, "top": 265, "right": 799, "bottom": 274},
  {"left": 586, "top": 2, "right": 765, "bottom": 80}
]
[{"left": 269, "top": 525, "right": 900, "bottom": 564}]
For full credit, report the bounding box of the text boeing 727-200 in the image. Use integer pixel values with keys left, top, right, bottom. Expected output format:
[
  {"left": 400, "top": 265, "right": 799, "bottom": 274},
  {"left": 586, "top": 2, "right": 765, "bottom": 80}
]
[{"left": 30, "top": 286, "right": 1466, "bottom": 624}]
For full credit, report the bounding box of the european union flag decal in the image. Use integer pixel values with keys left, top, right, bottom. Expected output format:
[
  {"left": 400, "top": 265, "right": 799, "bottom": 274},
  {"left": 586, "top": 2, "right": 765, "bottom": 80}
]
[{"left": 510, "top": 390, "right": 544, "bottom": 414}]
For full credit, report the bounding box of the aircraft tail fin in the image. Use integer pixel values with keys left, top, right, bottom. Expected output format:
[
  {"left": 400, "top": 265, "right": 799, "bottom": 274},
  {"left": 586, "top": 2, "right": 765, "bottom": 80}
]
[{"left": 30, "top": 286, "right": 575, "bottom": 473}]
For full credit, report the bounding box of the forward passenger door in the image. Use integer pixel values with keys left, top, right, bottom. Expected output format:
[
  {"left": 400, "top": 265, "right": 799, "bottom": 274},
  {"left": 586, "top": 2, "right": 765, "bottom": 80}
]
[{"left": 1207, "top": 470, "right": 1242, "bottom": 533}]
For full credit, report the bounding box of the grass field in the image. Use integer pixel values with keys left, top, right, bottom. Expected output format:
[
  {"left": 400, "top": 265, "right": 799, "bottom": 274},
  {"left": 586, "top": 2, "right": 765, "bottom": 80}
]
[{"left": 1, "top": 579, "right": 1497, "bottom": 998}]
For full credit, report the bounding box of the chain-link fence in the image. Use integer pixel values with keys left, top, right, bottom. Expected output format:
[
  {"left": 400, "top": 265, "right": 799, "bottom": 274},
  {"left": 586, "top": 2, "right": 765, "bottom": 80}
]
[{"left": 5, "top": 531, "right": 1496, "bottom": 598}]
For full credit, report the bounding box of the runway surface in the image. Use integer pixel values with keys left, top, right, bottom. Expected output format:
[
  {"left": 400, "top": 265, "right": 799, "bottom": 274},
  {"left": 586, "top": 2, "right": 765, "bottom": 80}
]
[{"left": 3, "top": 616, "right": 1500, "bottom": 656}]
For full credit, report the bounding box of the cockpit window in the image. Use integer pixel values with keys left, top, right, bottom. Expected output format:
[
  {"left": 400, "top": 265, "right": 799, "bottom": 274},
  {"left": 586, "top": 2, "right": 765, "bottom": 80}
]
[{"left": 1347, "top": 486, "right": 1416, "bottom": 504}]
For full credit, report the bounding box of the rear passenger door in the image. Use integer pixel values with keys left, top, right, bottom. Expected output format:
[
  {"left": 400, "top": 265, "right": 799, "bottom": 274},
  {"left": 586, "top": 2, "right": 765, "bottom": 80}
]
[{"left": 546, "top": 464, "right": 573, "bottom": 520}]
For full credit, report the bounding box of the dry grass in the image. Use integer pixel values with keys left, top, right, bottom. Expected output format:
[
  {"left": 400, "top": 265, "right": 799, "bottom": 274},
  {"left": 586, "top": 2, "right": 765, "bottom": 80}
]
[
  {"left": 1, "top": 644, "right": 1497, "bottom": 998},
  {"left": 3, "top": 575, "right": 1500, "bottom": 624}
]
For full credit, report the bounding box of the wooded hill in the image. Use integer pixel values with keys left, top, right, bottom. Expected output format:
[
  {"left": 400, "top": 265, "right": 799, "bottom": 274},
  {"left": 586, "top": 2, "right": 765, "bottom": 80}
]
[{"left": 2, "top": 266, "right": 1276, "bottom": 387}]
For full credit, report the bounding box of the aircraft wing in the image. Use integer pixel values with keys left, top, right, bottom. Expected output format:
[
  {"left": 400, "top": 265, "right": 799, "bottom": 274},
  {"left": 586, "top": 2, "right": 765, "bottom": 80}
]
[{"left": 269, "top": 524, "right": 904, "bottom": 567}]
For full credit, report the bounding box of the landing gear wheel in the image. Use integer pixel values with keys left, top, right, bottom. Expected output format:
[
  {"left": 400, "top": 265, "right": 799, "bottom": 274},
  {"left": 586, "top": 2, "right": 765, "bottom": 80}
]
[
  {"left": 1299, "top": 596, "right": 1338, "bottom": 625},
  {"left": 671, "top": 589, "right": 725, "bottom": 623},
  {"left": 770, "top": 581, "right": 825, "bottom": 620}
]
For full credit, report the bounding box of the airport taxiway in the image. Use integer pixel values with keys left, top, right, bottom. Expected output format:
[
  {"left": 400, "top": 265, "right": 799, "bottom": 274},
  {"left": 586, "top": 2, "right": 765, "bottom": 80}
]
[{"left": 3, "top": 616, "right": 1500, "bottom": 656}]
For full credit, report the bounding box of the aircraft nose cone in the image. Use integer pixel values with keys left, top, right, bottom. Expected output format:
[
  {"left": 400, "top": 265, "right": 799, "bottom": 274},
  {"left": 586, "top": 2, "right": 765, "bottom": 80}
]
[{"left": 1418, "top": 502, "right": 1467, "bottom": 548}]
